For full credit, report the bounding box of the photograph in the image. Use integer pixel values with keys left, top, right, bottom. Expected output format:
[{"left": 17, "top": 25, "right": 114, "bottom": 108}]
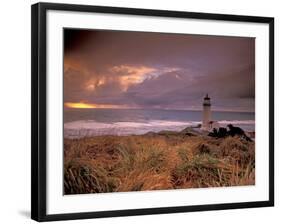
[{"left": 63, "top": 29, "right": 255, "bottom": 195}]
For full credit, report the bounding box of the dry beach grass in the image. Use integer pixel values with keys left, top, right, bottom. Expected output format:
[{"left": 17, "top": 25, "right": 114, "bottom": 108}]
[{"left": 64, "top": 131, "right": 255, "bottom": 194}]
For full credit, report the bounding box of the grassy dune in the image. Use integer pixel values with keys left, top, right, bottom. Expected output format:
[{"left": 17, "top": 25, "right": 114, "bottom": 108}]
[{"left": 64, "top": 131, "right": 255, "bottom": 194}]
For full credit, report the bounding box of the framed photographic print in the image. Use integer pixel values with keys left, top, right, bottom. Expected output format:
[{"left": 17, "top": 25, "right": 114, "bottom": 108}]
[{"left": 31, "top": 2, "right": 274, "bottom": 222}]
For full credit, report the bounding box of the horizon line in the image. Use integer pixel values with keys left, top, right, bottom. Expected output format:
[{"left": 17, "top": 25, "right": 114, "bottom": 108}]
[{"left": 64, "top": 105, "right": 254, "bottom": 113}]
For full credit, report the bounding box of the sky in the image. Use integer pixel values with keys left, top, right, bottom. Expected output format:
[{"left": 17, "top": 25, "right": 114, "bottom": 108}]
[{"left": 64, "top": 29, "right": 255, "bottom": 112}]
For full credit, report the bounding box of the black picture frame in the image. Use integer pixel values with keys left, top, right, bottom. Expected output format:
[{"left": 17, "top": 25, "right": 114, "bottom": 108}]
[{"left": 31, "top": 2, "right": 274, "bottom": 222}]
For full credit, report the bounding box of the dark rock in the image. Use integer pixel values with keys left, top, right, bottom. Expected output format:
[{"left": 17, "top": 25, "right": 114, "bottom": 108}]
[
  {"left": 227, "top": 124, "right": 252, "bottom": 142},
  {"left": 208, "top": 124, "right": 252, "bottom": 142}
]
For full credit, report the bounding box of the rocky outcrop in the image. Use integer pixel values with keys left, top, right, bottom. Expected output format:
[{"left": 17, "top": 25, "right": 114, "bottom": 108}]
[{"left": 208, "top": 124, "right": 252, "bottom": 142}]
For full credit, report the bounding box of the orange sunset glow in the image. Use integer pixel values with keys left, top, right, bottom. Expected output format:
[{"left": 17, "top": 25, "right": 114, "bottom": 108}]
[
  {"left": 64, "top": 102, "right": 129, "bottom": 109},
  {"left": 63, "top": 29, "right": 255, "bottom": 112}
]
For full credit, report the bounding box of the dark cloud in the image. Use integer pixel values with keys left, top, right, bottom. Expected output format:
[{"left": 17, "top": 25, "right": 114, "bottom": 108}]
[{"left": 64, "top": 29, "right": 255, "bottom": 112}]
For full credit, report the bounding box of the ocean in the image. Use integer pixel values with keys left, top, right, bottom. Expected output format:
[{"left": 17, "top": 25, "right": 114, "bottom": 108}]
[{"left": 64, "top": 108, "right": 255, "bottom": 138}]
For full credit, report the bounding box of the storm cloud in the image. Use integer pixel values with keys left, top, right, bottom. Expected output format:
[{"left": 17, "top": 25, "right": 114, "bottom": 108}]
[{"left": 64, "top": 29, "right": 255, "bottom": 112}]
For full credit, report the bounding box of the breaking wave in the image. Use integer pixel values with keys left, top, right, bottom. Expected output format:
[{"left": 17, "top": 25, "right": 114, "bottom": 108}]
[{"left": 64, "top": 119, "right": 255, "bottom": 139}]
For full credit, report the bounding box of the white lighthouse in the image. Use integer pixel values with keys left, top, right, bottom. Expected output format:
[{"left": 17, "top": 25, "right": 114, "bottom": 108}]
[{"left": 202, "top": 94, "right": 211, "bottom": 130}]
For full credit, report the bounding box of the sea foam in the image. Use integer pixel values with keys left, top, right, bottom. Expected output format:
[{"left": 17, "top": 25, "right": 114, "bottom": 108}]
[{"left": 64, "top": 119, "right": 255, "bottom": 138}]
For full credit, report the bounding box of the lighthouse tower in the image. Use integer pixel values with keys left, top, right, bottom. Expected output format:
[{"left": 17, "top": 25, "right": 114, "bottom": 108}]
[{"left": 202, "top": 94, "right": 211, "bottom": 130}]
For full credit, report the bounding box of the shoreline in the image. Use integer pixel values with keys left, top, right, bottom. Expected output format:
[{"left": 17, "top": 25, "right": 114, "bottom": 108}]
[{"left": 64, "top": 120, "right": 255, "bottom": 139}]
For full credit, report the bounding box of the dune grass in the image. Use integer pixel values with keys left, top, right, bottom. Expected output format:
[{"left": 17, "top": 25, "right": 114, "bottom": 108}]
[{"left": 64, "top": 133, "right": 255, "bottom": 194}]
